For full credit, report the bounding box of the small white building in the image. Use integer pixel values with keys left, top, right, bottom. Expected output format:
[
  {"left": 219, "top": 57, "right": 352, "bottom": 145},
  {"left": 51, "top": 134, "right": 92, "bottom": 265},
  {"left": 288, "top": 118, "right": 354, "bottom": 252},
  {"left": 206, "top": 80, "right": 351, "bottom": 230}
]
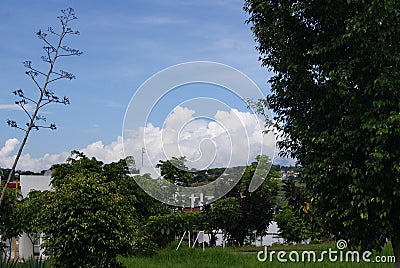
[{"left": 18, "top": 174, "right": 51, "bottom": 260}]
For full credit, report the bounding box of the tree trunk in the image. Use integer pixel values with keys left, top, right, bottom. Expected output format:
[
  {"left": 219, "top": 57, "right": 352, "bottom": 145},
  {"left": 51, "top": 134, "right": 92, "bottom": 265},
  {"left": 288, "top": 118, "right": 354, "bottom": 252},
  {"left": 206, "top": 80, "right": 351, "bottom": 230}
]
[{"left": 392, "top": 234, "right": 400, "bottom": 268}]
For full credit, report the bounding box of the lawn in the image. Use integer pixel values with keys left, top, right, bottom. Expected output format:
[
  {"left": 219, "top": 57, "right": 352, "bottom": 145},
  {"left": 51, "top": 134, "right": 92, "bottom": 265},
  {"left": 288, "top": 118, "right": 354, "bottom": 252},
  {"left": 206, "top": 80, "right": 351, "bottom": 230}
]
[{"left": 119, "top": 242, "right": 395, "bottom": 268}]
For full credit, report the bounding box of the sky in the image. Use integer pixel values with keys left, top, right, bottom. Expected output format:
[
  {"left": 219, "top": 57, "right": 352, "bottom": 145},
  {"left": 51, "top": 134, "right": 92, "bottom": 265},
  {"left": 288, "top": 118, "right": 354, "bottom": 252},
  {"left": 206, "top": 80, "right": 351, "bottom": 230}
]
[{"left": 0, "top": 0, "right": 295, "bottom": 173}]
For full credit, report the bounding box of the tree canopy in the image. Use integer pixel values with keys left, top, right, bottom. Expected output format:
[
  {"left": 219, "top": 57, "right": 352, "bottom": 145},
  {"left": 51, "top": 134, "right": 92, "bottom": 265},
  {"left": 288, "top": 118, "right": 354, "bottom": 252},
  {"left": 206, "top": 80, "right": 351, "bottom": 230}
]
[
  {"left": 156, "top": 156, "right": 192, "bottom": 186},
  {"left": 245, "top": 0, "right": 400, "bottom": 263},
  {"left": 41, "top": 173, "right": 136, "bottom": 267}
]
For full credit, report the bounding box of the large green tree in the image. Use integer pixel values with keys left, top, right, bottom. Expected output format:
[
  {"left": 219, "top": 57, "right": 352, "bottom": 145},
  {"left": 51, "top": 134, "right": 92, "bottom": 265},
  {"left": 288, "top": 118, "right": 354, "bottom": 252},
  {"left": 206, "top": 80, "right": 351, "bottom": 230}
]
[
  {"left": 40, "top": 173, "right": 136, "bottom": 267},
  {"left": 52, "top": 151, "right": 169, "bottom": 221},
  {"left": 42, "top": 151, "right": 169, "bottom": 265},
  {"left": 244, "top": 0, "right": 400, "bottom": 264}
]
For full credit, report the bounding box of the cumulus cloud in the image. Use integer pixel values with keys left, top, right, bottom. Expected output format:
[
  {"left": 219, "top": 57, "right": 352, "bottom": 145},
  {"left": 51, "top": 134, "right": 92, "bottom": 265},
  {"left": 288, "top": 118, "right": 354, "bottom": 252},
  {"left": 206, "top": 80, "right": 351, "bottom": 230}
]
[
  {"left": 124, "top": 106, "right": 277, "bottom": 177},
  {"left": 0, "top": 138, "right": 19, "bottom": 161},
  {"left": 0, "top": 107, "right": 293, "bottom": 173}
]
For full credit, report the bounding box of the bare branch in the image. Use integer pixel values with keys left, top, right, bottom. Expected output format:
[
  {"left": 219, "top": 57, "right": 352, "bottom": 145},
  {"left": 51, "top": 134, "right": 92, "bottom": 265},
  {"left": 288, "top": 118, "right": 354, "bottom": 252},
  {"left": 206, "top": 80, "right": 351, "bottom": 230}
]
[
  {"left": 40, "top": 37, "right": 57, "bottom": 51},
  {"left": 38, "top": 100, "right": 52, "bottom": 109},
  {"left": 25, "top": 73, "right": 43, "bottom": 91},
  {"left": 36, "top": 30, "right": 47, "bottom": 40},
  {"left": 13, "top": 90, "right": 38, "bottom": 105},
  {"left": 60, "top": 70, "right": 75, "bottom": 80},
  {"left": 7, "top": 120, "right": 27, "bottom": 131},
  {"left": 59, "top": 45, "right": 82, "bottom": 56},
  {"left": 23, "top": 61, "right": 47, "bottom": 76},
  {"left": 15, "top": 100, "right": 32, "bottom": 120},
  {"left": 12, "top": 89, "right": 24, "bottom": 98},
  {"left": 35, "top": 115, "right": 46, "bottom": 122},
  {"left": 47, "top": 26, "right": 60, "bottom": 37},
  {"left": 33, "top": 123, "right": 57, "bottom": 130}
]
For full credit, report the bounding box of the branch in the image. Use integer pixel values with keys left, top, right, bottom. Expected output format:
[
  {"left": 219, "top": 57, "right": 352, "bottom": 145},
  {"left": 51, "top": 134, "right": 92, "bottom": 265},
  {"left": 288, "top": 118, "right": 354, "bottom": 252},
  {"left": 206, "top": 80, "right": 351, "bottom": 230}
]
[
  {"left": 17, "top": 101, "right": 32, "bottom": 120},
  {"left": 7, "top": 120, "right": 27, "bottom": 131},
  {"left": 32, "top": 123, "right": 57, "bottom": 130},
  {"left": 23, "top": 61, "right": 47, "bottom": 76},
  {"left": 25, "top": 72, "right": 42, "bottom": 90},
  {"left": 59, "top": 45, "right": 82, "bottom": 56},
  {"left": 13, "top": 89, "right": 38, "bottom": 105},
  {"left": 35, "top": 115, "right": 46, "bottom": 122}
]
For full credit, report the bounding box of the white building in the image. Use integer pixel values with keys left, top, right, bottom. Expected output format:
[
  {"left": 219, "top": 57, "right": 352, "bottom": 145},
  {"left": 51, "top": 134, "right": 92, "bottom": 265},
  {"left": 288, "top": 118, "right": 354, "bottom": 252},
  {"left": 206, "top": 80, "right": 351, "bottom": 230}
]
[{"left": 18, "top": 174, "right": 51, "bottom": 260}]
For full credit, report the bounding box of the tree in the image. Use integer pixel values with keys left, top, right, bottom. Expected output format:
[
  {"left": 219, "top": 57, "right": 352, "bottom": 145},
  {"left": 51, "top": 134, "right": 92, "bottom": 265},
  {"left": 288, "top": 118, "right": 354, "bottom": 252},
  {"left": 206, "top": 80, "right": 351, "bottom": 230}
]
[
  {"left": 221, "top": 156, "right": 280, "bottom": 245},
  {"left": 52, "top": 151, "right": 169, "bottom": 220},
  {"left": 198, "top": 156, "right": 280, "bottom": 246},
  {"left": 0, "top": 185, "right": 21, "bottom": 255},
  {"left": 156, "top": 157, "right": 193, "bottom": 186},
  {"left": 17, "top": 190, "right": 46, "bottom": 256},
  {"left": 275, "top": 207, "right": 312, "bottom": 244},
  {"left": 40, "top": 173, "right": 136, "bottom": 267},
  {"left": 145, "top": 212, "right": 203, "bottom": 248},
  {"left": 209, "top": 197, "right": 243, "bottom": 246},
  {"left": 245, "top": 0, "right": 400, "bottom": 264},
  {"left": 0, "top": 8, "right": 82, "bottom": 206}
]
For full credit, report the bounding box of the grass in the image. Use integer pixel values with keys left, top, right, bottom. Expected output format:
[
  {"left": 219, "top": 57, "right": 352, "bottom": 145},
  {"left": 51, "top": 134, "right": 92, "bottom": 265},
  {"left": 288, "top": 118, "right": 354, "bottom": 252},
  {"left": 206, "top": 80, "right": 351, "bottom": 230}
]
[{"left": 119, "top": 242, "right": 396, "bottom": 268}]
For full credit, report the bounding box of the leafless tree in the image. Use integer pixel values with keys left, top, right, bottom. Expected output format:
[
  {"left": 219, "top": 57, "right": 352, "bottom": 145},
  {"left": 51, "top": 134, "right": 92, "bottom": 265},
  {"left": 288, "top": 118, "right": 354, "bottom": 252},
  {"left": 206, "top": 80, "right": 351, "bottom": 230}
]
[{"left": 0, "top": 8, "right": 82, "bottom": 206}]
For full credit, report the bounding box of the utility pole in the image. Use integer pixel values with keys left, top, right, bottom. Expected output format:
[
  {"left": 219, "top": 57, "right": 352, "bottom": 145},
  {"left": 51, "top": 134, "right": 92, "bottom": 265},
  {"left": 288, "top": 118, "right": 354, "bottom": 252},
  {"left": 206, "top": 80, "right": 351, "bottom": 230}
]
[{"left": 141, "top": 147, "right": 145, "bottom": 170}]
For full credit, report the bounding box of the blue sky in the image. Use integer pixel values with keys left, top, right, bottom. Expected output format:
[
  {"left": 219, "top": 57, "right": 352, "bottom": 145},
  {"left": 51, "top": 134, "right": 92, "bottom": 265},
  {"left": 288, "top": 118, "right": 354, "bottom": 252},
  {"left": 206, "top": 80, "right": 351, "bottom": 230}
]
[{"left": 0, "top": 1, "right": 294, "bottom": 171}]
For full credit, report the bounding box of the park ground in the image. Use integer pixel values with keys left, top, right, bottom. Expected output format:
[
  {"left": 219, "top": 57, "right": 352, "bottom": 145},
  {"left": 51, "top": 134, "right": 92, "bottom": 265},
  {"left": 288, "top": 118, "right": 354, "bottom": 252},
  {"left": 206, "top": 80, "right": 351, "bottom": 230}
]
[{"left": 119, "top": 241, "right": 395, "bottom": 268}]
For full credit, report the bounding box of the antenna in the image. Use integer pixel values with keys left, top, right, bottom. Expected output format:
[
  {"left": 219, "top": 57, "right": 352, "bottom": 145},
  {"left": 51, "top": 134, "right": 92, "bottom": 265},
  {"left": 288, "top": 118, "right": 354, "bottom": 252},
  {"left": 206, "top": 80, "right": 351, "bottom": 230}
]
[{"left": 141, "top": 147, "right": 145, "bottom": 170}]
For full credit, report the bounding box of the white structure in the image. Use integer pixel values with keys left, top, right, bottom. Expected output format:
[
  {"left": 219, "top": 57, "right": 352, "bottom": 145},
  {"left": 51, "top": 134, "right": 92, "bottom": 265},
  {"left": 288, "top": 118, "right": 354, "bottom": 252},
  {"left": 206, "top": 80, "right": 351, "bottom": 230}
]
[
  {"left": 178, "top": 221, "right": 284, "bottom": 248},
  {"left": 18, "top": 174, "right": 51, "bottom": 260}
]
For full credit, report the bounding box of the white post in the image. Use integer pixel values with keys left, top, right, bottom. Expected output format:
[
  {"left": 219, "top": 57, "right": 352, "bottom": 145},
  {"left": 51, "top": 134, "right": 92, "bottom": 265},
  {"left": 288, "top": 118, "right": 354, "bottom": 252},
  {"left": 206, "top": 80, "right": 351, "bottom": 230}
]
[{"left": 176, "top": 231, "right": 187, "bottom": 251}]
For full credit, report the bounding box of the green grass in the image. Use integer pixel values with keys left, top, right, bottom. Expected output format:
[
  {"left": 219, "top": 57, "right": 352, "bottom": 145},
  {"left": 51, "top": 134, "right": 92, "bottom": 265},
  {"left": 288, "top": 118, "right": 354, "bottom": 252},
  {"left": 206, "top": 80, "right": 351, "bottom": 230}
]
[
  {"left": 232, "top": 241, "right": 337, "bottom": 252},
  {"left": 120, "top": 242, "right": 396, "bottom": 268}
]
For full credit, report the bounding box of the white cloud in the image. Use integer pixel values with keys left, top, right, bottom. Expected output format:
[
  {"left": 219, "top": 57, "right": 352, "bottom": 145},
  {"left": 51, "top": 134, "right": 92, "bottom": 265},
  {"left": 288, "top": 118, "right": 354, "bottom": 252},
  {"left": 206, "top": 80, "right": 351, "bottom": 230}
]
[
  {"left": 0, "top": 107, "right": 294, "bottom": 173},
  {"left": 0, "top": 104, "right": 21, "bottom": 110},
  {"left": 125, "top": 106, "right": 277, "bottom": 177},
  {"left": 0, "top": 138, "right": 19, "bottom": 159}
]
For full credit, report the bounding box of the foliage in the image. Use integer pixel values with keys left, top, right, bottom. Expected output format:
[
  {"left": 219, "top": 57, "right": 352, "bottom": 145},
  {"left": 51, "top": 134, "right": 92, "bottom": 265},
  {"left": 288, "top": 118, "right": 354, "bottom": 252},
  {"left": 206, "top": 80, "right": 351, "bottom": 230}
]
[
  {"left": 0, "top": 7, "right": 81, "bottom": 206},
  {"left": 148, "top": 156, "right": 280, "bottom": 247},
  {"left": 46, "top": 151, "right": 169, "bottom": 262},
  {"left": 128, "top": 228, "right": 158, "bottom": 257},
  {"left": 17, "top": 190, "right": 44, "bottom": 254},
  {"left": 0, "top": 255, "right": 18, "bottom": 268},
  {"left": 282, "top": 179, "right": 308, "bottom": 213},
  {"left": 218, "top": 156, "right": 280, "bottom": 245},
  {"left": 275, "top": 207, "right": 312, "bottom": 243},
  {"left": 51, "top": 151, "right": 169, "bottom": 221},
  {"left": 0, "top": 185, "right": 21, "bottom": 254},
  {"left": 40, "top": 173, "right": 136, "bottom": 267},
  {"left": 245, "top": 0, "right": 400, "bottom": 260},
  {"left": 281, "top": 178, "right": 329, "bottom": 240},
  {"left": 22, "top": 256, "right": 48, "bottom": 268},
  {"left": 209, "top": 197, "right": 243, "bottom": 245},
  {"left": 145, "top": 212, "right": 205, "bottom": 247},
  {"left": 156, "top": 157, "right": 193, "bottom": 186}
]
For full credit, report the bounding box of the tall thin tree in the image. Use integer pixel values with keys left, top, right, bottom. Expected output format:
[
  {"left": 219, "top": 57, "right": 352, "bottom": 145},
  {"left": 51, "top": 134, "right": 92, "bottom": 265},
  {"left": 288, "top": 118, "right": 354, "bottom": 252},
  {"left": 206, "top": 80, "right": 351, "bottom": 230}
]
[{"left": 0, "top": 8, "right": 82, "bottom": 206}]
